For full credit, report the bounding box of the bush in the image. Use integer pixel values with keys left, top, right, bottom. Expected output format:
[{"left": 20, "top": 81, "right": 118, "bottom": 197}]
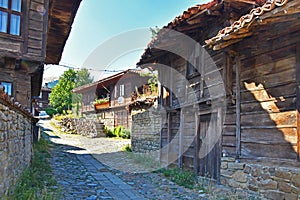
[
  {"left": 45, "top": 107, "right": 57, "bottom": 117},
  {"left": 120, "top": 128, "right": 130, "bottom": 139},
  {"left": 104, "top": 126, "right": 130, "bottom": 139},
  {"left": 113, "top": 126, "right": 123, "bottom": 137},
  {"left": 104, "top": 126, "right": 114, "bottom": 137}
]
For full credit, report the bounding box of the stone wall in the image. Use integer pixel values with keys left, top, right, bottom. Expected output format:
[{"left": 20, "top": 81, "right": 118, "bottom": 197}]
[
  {"left": 59, "top": 118, "right": 105, "bottom": 138},
  {"left": 221, "top": 157, "right": 300, "bottom": 200},
  {"left": 0, "top": 101, "right": 33, "bottom": 196},
  {"left": 131, "top": 109, "right": 160, "bottom": 153}
]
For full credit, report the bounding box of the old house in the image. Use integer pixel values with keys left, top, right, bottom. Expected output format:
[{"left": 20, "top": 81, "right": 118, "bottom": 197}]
[
  {"left": 73, "top": 69, "right": 151, "bottom": 129},
  {"left": 136, "top": 0, "right": 300, "bottom": 198},
  {"left": 0, "top": 0, "right": 82, "bottom": 196},
  {"left": 0, "top": 0, "right": 81, "bottom": 109}
]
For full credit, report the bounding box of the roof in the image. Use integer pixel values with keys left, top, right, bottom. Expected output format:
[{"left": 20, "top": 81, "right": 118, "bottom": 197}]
[
  {"left": 45, "top": 0, "right": 82, "bottom": 64},
  {"left": 205, "top": 0, "right": 300, "bottom": 50},
  {"left": 138, "top": 0, "right": 265, "bottom": 65},
  {"left": 72, "top": 69, "right": 147, "bottom": 93}
]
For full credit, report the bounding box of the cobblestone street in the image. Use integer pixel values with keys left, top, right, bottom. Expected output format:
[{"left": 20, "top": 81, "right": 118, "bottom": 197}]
[{"left": 39, "top": 120, "right": 262, "bottom": 200}]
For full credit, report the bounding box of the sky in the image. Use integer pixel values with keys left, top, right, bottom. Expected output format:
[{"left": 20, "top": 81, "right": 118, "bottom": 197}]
[{"left": 44, "top": 0, "right": 207, "bottom": 81}]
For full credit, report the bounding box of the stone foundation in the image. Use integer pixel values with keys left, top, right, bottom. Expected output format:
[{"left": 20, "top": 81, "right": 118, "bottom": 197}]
[
  {"left": 0, "top": 102, "right": 33, "bottom": 196},
  {"left": 221, "top": 157, "right": 300, "bottom": 200}
]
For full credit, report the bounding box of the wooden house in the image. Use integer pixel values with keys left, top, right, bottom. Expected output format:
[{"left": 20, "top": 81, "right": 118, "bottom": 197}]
[
  {"left": 72, "top": 69, "right": 151, "bottom": 129},
  {"left": 137, "top": 0, "right": 300, "bottom": 188},
  {"left": 0, "top": 0, "right": 81, "bottom": 110}
]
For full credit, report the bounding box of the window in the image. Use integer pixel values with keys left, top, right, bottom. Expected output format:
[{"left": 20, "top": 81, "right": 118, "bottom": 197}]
[
  {"left": 187, "top": 48, "right": 200, "bottom": 78},
  {"left": 0, "top": 0, "right": 21, "bottom": 36},
  {"left": 119, "top": 84, "right": 124, "bottom": 97},
  {"left": 0, "top": 81, "right": 12, "bottom": 95},
  {"left": 114, "top": 85, "right": 117, "bottom": 98}
]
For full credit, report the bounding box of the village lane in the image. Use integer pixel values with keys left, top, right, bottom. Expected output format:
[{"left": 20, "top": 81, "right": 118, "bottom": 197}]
[
  {"left": 38, "top": 120, "right": 262, "bottom": 200},
  {"left": 38, "top": 120, "right": 204, "bottom": 200}
]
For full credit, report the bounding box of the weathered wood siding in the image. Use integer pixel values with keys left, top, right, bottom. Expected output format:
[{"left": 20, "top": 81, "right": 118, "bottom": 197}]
[
  {"left": 0, "top": 60, "right": 31, "bottom": 108},
  {"left": 0, "top": 0, "right": 48, "bottom": 61},
  {"left": 234, "top": 25, "right": 300, "bottom": 160},
  {"left": 25, "top": 0, "right": 48, "bottom": 60}
]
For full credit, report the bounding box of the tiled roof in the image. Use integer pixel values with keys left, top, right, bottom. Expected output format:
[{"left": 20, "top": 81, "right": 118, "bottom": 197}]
[
  {"left": 138, "top": 0, "right": 265, "bottom": 65},
  {"left": 205, "top": 0, "right": 289, "bottom": 49},
  {"left": 72, "top": 69, "right": 147, "bottom": 93}
]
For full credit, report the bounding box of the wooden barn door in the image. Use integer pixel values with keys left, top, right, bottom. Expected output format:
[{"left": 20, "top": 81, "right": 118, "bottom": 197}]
[{"left": 197, "top": 111, "right": 221, "bottom": 181}]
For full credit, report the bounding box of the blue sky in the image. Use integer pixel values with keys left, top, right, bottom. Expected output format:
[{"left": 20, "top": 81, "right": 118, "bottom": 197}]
[{"left": 44, "top": 0, "right": 207, "bottom": 80}]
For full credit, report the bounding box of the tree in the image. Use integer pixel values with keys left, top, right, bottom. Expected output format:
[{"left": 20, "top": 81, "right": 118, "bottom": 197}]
[
  {"left": 49, "top": 68, "right": 94, "bottom": 114},
  {"left": 49, "top": 69, "right": 76, "bottom": 113},
  {"left": 75, "top": 68, "right": 93, "bottom": 88},
  {"left": 73, "top": 69, "right": 94, "bottom": 115}
]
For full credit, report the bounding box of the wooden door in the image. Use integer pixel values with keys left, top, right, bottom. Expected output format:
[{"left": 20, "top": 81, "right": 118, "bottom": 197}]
[{"left": 197, "top": 112, "right": 220, "bottom": 180}]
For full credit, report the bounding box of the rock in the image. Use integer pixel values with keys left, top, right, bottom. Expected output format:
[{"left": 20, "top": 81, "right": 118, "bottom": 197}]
[
  {"left": 232, "top": 170, "right": 247, "bottom": 183},
  {"left": 228, "top": 162, "right": 245, "bottom": 170},
  {"left": 244, "top": 165, "right": 251, "bottom": 174},
  {"left": 278, "top": 181, "right": 293, "bottom": 193},
  {"left": 221, "top": 157, "right": 235, "bottom": 162},
  {"left": 275, "top": 170, "right": 292, "bottom": 180},
  {"left": 259, "top": 180, "right": 278, "bottom": 190},
  {"left": 284, "top": 193, "right": 298, "bottom": 200},
  {"left": 221, "top": 162, "right": 228, "bottom": 169},
  {"left": 291, "top": 173, "right": 300, "bottom": 187},
  {"left": 251, "top": 168, "right": 262, "bottom": 177},
  {"left": 264, "top": 191, "right": 285, "bottom": 200}
]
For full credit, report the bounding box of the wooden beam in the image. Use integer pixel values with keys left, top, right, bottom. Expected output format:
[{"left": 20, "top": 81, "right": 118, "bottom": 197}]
[
  {"left": 194, "top": 112, "right": 199, "bottom": 175},
  {"left": 167, "top": 112, "right": 171, "bottom": 166},
  {"left": 178, "top": 110, "right": 184, "bottom": 168},
  {"left": 159, "top": 114, "right": 163, "bottom": 164},
  {"left": 216, "top": 107, "right": 222, "bottom": 184},
  {"left": 296, "top": 42, "right": 300, "bottom": 161},
  {"left": 235, "top": 56, "right": 241, "bottom": 159}
]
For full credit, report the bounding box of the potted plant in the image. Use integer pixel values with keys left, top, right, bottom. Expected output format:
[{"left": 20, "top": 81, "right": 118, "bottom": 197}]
[{"left": 93, "top": 98, "right": 109, "bottom": 109}]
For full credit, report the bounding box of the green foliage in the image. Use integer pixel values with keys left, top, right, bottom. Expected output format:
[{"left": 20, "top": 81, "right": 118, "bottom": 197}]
[
  {"left": 122, "top": 144, "right": 132, "bottom": 152},
  {"left": 119, "top": 128, "right": 130, "bottom": 139},
  {"left": 113, "top": 126, "right": 123, "bottom": 137},
  {"left": 139, "top": 71, "right": 158, "bottom": 95},
  {"left": 93, "top": 98, "right": 109, "bottom": 105},
  {"left": 104, "top": 126, "right": 130, "bottom": 139},
  {"left": 159, "top": 168, "right": 196, "bottom": 189},
  {"left": 150, "top": 26, "right": 160, "bottom": 39},
  {"left": 45, "top": 108, "right": 57, "bottom": 117},
  {"left": 49, "top": 68, "right": 93, "bottom": 114},
  {"left": 49, "top": 69, "right": 76, "bottom": 114},
  {"left": 7, "top": 136, "right": 61, "bottom": 199},
  {"left": 104, "top": 126, "right": 114, "bottom": 137},
  {"left": 74, "top": 68, "right": 93, "bottom": 88}
]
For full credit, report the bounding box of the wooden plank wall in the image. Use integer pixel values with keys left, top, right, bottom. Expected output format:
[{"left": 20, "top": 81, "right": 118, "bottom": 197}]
[
  {"left": 26, "top": 0, "right": 48, "bottom": 60},
  {"left": 239, "top": 47, "right": 297, "bottom": 159}
]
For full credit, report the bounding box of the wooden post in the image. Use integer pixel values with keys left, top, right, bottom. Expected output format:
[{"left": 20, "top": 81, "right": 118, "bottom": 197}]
[
  {"left": 194, "top": 112, "right": 199, "bottom": 175},
  {"left": 216, "top": 107, "right": 222, "bottom": 184},
  {"left": 296, "top": 42, "right": 300, "bottom": 161},
  {"left": 200, "top": 47, "right": 205, "bottom": 98},
  {"left": 178, "top": 110, "right": 184, "bottom": 168},
  {"left": 167, "top": 112, "right": 171, "bottom": 166},
  {"left": 235, "top": 56, "right": 241, "bottom": 159},
  {"left": 159, "top": 115, "right": 163, "bottom": 163}
]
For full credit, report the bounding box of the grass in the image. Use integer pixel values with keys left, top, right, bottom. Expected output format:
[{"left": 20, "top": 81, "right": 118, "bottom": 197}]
[
  {"left": 6, "top": 136, "right": 61, "bottom": 200},
  {"left": 158, "top": 168, "right": 196, "bottom": 189}
]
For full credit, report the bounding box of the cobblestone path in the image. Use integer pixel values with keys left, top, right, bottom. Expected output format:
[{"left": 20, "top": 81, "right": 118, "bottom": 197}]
[{"left": 40, "top": 120, "right": 262, "bottom": 200}]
